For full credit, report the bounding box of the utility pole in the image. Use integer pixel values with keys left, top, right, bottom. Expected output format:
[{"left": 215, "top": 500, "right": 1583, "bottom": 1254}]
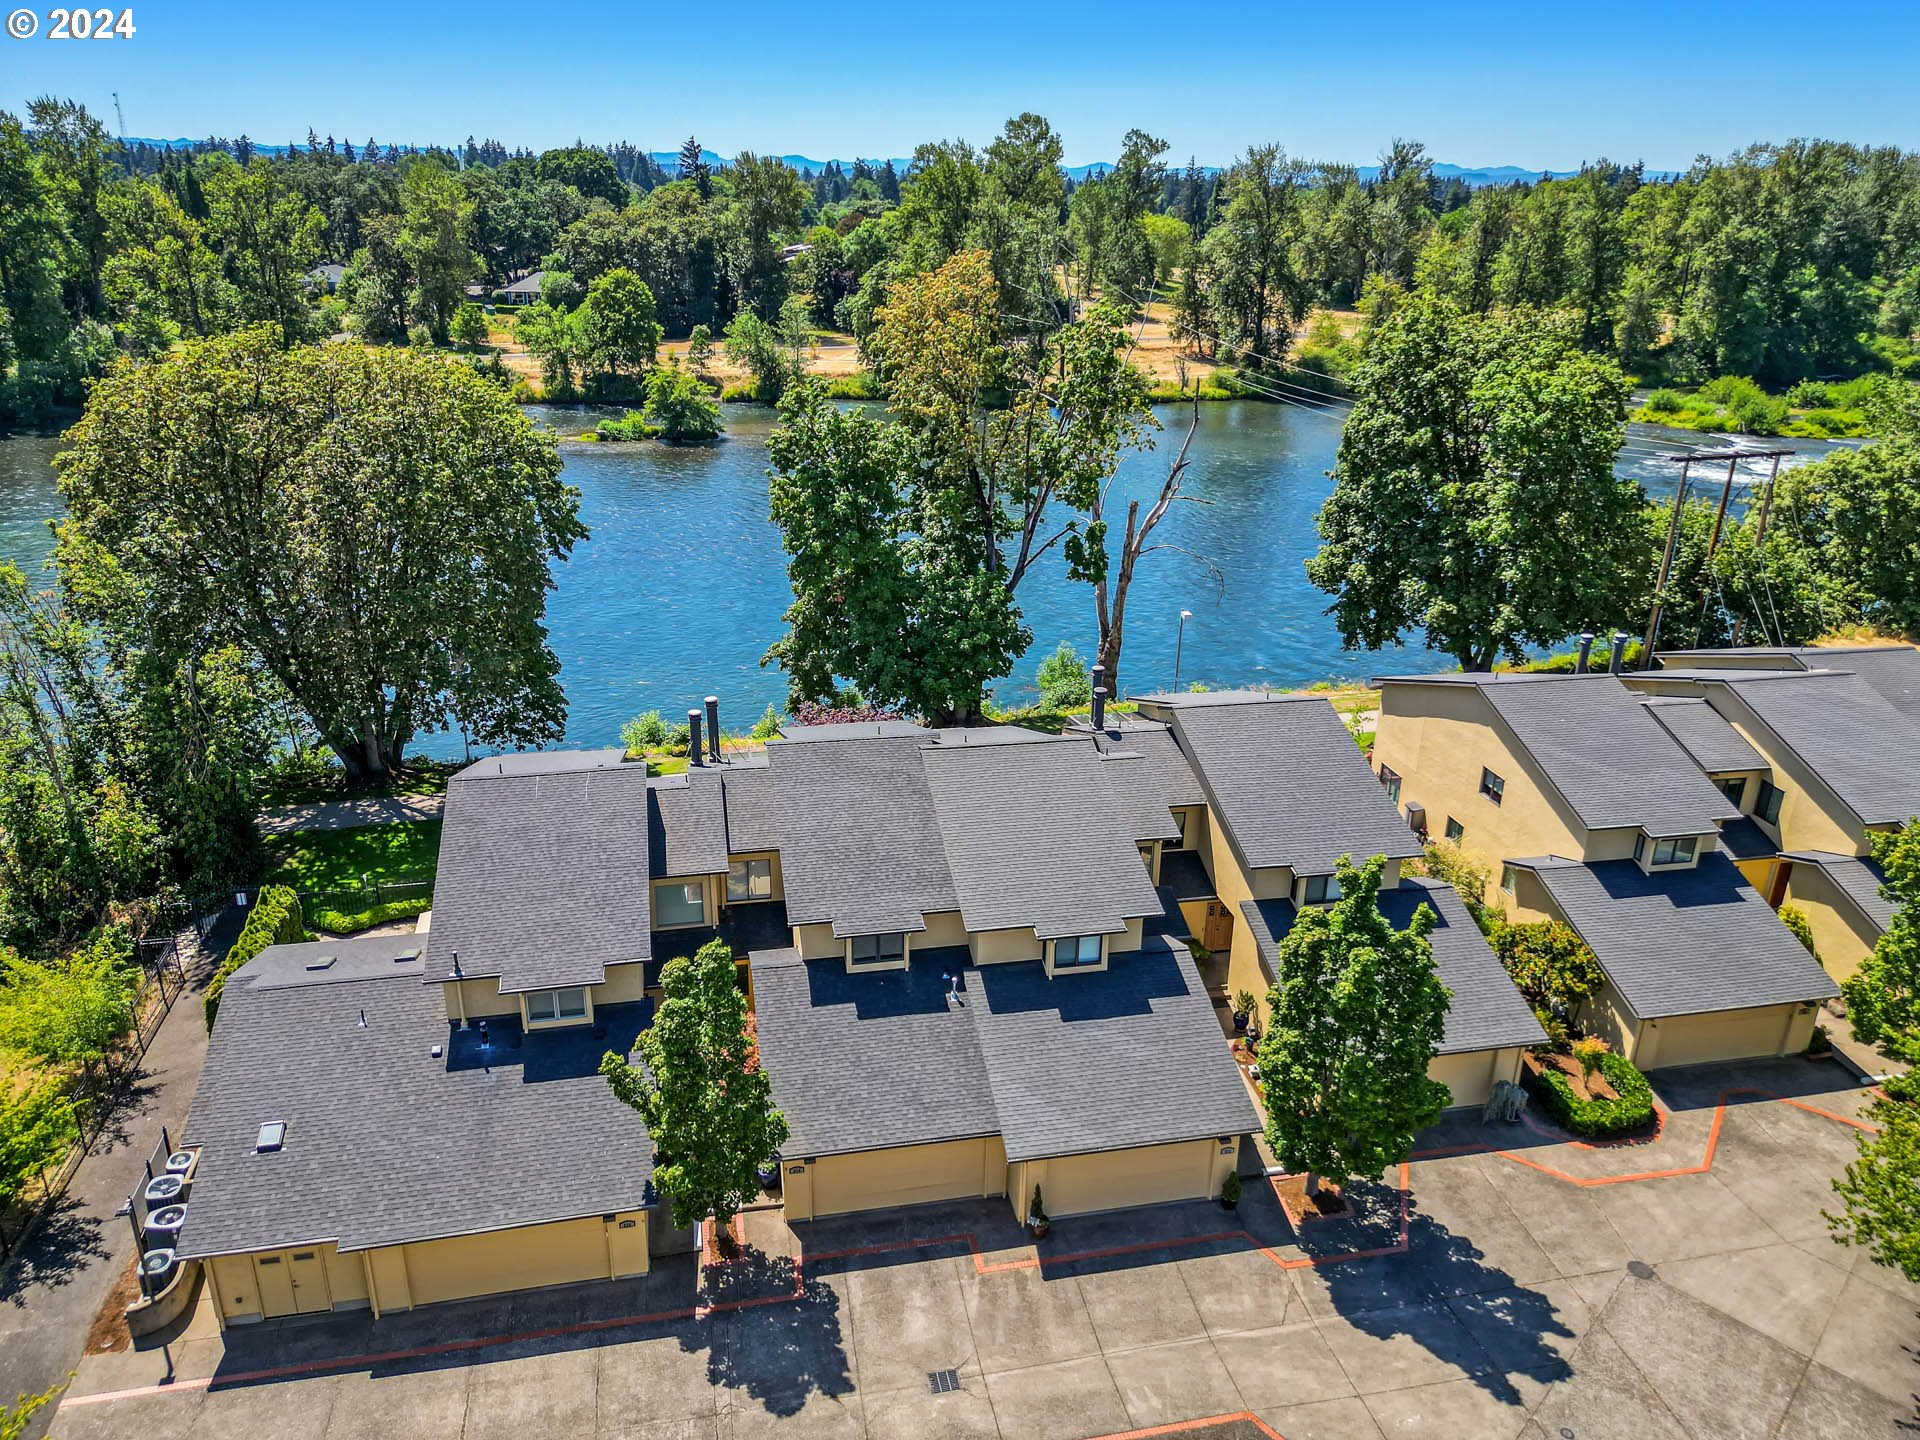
[
  {"left": 1642, "top": 459, "right": 1693, "bottom": 663},
  {"left": 1729, "top": 452, "right": 1786, "bottom": 646}
]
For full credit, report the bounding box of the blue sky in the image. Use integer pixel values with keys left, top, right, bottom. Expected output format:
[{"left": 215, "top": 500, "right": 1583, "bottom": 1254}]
[{"left": 6, "top": 0, "right": 1917, "bottom": 171}]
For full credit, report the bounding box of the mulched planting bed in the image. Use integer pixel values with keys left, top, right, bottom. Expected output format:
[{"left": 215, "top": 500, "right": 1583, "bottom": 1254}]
[
  {"left": 1525, "top": 1050, "right": 1619, "bottom": 1102},
  {"left": 1272, "top": 1172, "right": 1351, "bottom": 1224}
]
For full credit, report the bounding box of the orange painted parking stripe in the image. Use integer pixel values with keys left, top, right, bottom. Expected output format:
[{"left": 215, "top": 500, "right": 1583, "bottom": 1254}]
[{"left": 1089, "top": 1411, "right": 1286, "bottom": 1439}]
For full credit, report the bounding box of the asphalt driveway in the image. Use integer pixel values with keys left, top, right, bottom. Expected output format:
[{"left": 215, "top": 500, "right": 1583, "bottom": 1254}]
[{"left": 46, "top": 1058, "right": 1916, "bottom": 1439}]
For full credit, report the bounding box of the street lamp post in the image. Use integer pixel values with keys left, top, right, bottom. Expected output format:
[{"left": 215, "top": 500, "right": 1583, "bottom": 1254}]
[{"left": 1172, "top": 610, "right": 1194, "bottom": 691}]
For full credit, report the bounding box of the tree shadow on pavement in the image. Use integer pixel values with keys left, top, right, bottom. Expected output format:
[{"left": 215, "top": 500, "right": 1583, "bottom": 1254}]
[
  {"left": 701, "top": 1246, "right": 851, "bottom": 1418},
  {"left": 0, "top": 1196, "right": 110, "bottom": 1305}
]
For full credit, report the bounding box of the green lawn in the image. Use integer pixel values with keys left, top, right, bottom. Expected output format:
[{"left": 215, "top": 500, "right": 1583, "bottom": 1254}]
[{"left": 262, "top": 819, "right": 442, "bottom": 890}]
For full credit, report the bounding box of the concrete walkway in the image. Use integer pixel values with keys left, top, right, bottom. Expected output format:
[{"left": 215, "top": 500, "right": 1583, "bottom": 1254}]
[
  {"left": 254, "top": 794, "right": 444, "bottom": 837},
  {"left": 0, "top": 910, "right": 237, "bottom": 1439}
]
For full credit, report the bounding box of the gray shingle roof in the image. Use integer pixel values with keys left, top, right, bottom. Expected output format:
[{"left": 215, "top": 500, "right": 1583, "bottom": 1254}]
[
  {"left": 426, "top": 764, "right": 653, "bottom": 993},
  {"left": 1780, "top": 851, "right": 1895, "bottom": 933},
  {"left": 1655, "top": 644, "right": 1920, "bottom": 725},
  {"left": 1165, "top": 696, "right": 1421, "bottom": 875},
  {"left": 1640, "top": 698, "right": 1767, "bottom": 774},
  {"left": 1518, "top": 853, "right": 1837, "bottom": 1019},
  {"left": 1431, "top": 674, "right": 1739, "bottom": 837},
  {"left": 1240, "top": 880, "right": 1545, "bottom": 1055},
  {"left": 722, "top": 758, "right": 778, "bottom": 853},
  {"left": 922, "top": 737, "right": 1163, "bottom": 940},
  {"left": 769, "top": 730, "right": 956, "bottom": 936},
  {"left": 178, "top": 950, "right": 653, "bottom": 1259},
  {"left": 1080, "top": 721, "right": 1203, "bottom": 843},
  {"left": 1718, "top": 816, "right": 1778, "bottom": 862},
  {"left": 967, "top": 939, "right": 1260, "bottom": 1161},
  {"left": 1698, "top": 671, "right": 1920, "bottom": 826},
  {"left": 648, "top": 768, "right": 729, "bottom": 879},
  {"left": 749, "top": 945, "right": 997, "bottom": 1157},
  {"left": 453, "top": 748, "right": 625, "bottom": 780}
]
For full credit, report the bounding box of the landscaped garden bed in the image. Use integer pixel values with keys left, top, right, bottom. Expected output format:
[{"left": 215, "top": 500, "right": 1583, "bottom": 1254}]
[
  {"left": 1272, "top": 1172, "right": 1351, "bottom": 1224},
  {"left": 260, "top": 820, "right": 440, "bottom": 934},
  {"left": 1523, "top": 1048, "right": 1656, "bottom": 1138}
]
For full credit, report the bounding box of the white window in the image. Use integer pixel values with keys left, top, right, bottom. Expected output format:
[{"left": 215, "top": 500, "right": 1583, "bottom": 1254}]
[
  {"left": 654, "top": 880, "right": 706, "bottom": 927},
  {"left": 1478, "top": 767, "right": 1505, "bottom": 805},
  {"left": 1052, "top": 934, "right": 1103, "bottom": 968},
  {"left": 1301, "top": 874, "right": 1343, "bottom": 905},
  {"left": 525, "top": 987, "right": 588, "bottom": 1024},
  {"left": 849, "top": 932, "right": 906, "bottom": 967},
  {"left": 727, "top": 857, "right": 774, "bottom": 902},
  {"left": 1379, "top": 764, "right": 1402, "bottom": 806},
  {"left": 1651, "top": 835, "right": 1697, "bottom": 867},
  {"left": 1500, "top": 864, "right": 1518, "bottom": 895}
]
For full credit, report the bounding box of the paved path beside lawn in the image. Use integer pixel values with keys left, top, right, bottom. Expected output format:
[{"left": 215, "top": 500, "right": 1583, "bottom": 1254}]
[
  {"left": 0, "top": 909, "right": 239, "bottom": 1440},
  {"left": 254, "top": 794, "right": 445, "bottom": 837},
  {"left": 45, "top": 1057, "right": 1916, "bottom": 1440}
]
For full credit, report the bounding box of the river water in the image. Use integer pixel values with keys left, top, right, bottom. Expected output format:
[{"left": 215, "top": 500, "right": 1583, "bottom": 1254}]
[{"left": 0, "top": 403, "right": 1848, "bottom": 757}]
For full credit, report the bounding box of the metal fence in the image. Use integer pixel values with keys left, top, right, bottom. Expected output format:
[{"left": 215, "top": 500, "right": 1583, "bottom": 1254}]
[
  {"left": 0, "top": 918, "right": 198, "bottom": 1268},
  {"left": 296, "top": 876, "right": 434, "bottom": 927}
]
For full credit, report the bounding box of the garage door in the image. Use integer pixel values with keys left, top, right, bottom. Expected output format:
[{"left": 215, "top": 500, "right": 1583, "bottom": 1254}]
[
  {"left": 403, "top": 1217, "right": 610, "bottom": 1307},
  {"left": 1652, "top": 1006, "right": 1793, "bottom": 1069},
  {"left": 811, "top": 1138, "right": 993, "bottom": 1217},
  {"left": 1430, "top": 1051, "right": 1499, "bottom": 1108},
  {"left": 1042, "top": 1140, "right": 1216, "bottom": 1217}
]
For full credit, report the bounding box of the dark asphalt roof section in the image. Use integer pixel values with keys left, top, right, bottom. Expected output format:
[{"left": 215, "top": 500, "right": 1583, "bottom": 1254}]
[
  {"left": 454, "top": 748, "right": 626, "bottom": 780},
  {"left": 1382, "top": 673, "right": 1737, "bottom": 837},
  {"left": 245, "top": 935, "right": 426, "bottom": 990},
  {"left": 178, "top": 958, "right": 653, "bottom": 1259},
  {"left": 1655, "top": 646, "right": 1920, "bottom": 722},
  {"left": 721, "top": 758, "right": 778, "bottom": 853},
  {"left": 1091, "top": 749, "right": 1187, "bottom": 844},
  {"left": 1781, "top": 851, "right": 1895, "bottom": 933},
  {"left": 769, "top": 730, "right": 956, "bottom": 936},
  {"left": 1515, "top": 853, "right": 1837, "bottom": 1019},
  {"left": 1699, "top": 671, "right": 1920, "bottom": 826},
  {"left": 1159, "top": 849, "right": 1215, "bottom": 902},
  {"left": 1240, "top": 880, "right": 1545, "bottom": 1055},
  {"left": 922, "top": 737, "right": 1164, "bottom": 940},
  {"left": 1640, "top": 697, "right": 1767, "bottom": 774},
  {"left": 647, "top": 768, "right": 730, "bottom": 879},
  {"left": 748, "top": 946, "right": 997, "bottom": 1157},
  {"left": 966, "top": 938, "right": 1260, "bottom": 1162},
  {"left": 1082, "top": 716, "right": 1206, "bottom": 805},
  {"left": 1718, "top": 816, "right": 1778, "bottom": 862},
  {"left": 426, "top": 764, "right": 653, "bottom": 992},
  {"left": 1166, "top": 696, "right": 1421, "bottom": 875}
]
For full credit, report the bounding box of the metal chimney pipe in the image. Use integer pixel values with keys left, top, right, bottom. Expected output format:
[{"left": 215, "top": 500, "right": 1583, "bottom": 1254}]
[
  {"left": 1608, "top": 632, "right": 1628, "bottom": 675},
  {"left": 1091, "top": 686, "right": 1108, "bottom": 731},
  {"left": 687, "top": 709, "right": 704, "bottom": 765},
  {"left": 704, "top": 696, "right": 721, "bottom": 762},
  {"left": 1575, "top": 632, "right": 1595, "bottom": 674}
]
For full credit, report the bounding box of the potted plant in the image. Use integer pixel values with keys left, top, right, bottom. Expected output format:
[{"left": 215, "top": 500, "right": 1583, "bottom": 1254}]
[
  {"left": 1220, "top": 1171, "right": 1243, "bottom": 1212},
  {"left": 1231, "top": 991, "right": 1257, "bottom": 1035},
  {"left": 1807, "top": 1024, "right": 1834, "bottom": 1060},
  {"left": 1027, "top": 1185, "right": 1050, "bottom": 1240},
  {"left": 755, "top": 1154, "right": 782, "bottom": 1190}
]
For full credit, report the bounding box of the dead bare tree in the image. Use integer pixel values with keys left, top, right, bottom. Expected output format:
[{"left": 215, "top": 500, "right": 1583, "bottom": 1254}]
[{"left": 1090, "top": 389, "right": 1221, "bottom": 698}]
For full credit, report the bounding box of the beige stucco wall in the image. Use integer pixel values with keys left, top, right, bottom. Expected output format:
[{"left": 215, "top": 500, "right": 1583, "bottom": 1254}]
[
  {"left": 1008, "top": 1137, "right": 1236, "bottom": 1220},
  {"left": 1430, "top": 1047, "right": 1524, "bottom": 1108},
  {"left": 970, "top": 927, "right": 1044, "bottom": 965},
  {"left": 919, "top": 911, "right": 969, "bottom": 947},
  {"left": 597, "top": 961, "right": 648, "bottom": 1005},
  {"left": 1376, "top": 683, "right": 1592, "bottom": 894},
  {"left": 1782, "top": 865, "right": 1881, "bottom": 982},
  {"left": 441, "top": 975, "right": 518, "bottom": 1022},
  {"left": 794, "top": 921, "right": 841, "bottom": 960},
  {"left": 782, "top": 1136, "right": 1007, "bottom": 1221}
]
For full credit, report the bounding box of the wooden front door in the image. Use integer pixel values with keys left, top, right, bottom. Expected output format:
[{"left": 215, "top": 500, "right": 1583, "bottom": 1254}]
[
  {"left": 1202, "top": 901, "right": 1234, "bottom": 954},
  {"left": 285, "top": 1249, "right": 332, "bottom": 1313}
]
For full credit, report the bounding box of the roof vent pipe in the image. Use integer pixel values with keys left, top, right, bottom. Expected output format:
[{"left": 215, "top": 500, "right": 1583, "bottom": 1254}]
[
  {"left": 688, "top": 709, "right": 704, "bottom": 766},
  {"left": 1608, "top": 631, "right": 1629, "bottom": 675},
  {"left": 1090, "top": 685, "right": 1108, "bottom": 732},
  {"left": 704, "top": 696, "right": 721, "bottom": 763},
  {"left": 1575, "top": 632, "right": 1596, "bottom": 674}
]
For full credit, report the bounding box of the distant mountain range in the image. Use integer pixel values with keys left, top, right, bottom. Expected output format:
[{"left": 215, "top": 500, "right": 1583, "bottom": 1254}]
[{"left": 126, "top": 139, "right": 1637, "bottom": 186}]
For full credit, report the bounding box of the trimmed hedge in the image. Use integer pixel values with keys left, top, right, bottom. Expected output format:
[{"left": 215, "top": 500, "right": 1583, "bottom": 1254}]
[
  {"left": 1527, "top": 1051, "right": 1655, "bottom": 1138},
  {"left": 307, "top": 897, "right": 431, "bottom": 936},
  {"left": 204, "top": 885, "right": 309, "bottom": 1030}
]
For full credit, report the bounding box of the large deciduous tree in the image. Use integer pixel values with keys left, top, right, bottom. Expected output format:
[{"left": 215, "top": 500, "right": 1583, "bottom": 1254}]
[
  {"left": 766, "top": 251, "right": 1148, "bottom": 723},
  {"left": 55, "top": 327, "right": 583, "bottom": 783},
  {"left": 600, "top": 939, "right": 787, "bottom": 1234},
  {"left": 1307, "top": 295, "right": 1645, "bottom": 670},
  {"left": 1256, "top": 854, "right": 1453, "bottom": 1192},
  {"left": 1827, "top": 1069, "right": 1920, "bottom": 1283},
  {"left": 1771, "top": 436, "right": 1920, "bottom": 639},
  {"left": 576, "top": 267, "right": 662, "bottom": 391},
  {"left": 1842, "top": 819, "right": 1920, "bottom": 1059}
]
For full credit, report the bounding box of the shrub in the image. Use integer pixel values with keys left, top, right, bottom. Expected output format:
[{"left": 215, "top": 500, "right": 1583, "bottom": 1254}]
[
  {"left": 405, "top": 322, "right": 436, "bottom": 350},
  {"left": 1571, "top": 1035, "right": 1608, "bottom": 1080},
  {"left": 1220, "top": 1171, "right": 1243, "bottom": 1206},
  {"left": 621, "top": 710, "right": 670, "bottom": 755},
  {"left": 1408, "top": 841, "right": 1492, "bottom": 923},
  {"left": 1232, "top": 989, "right": 1258, "bottom": 1019},
  {"left": 306, "top": 897, "right": 431, "bottom": 935},
  {"left": 1778, "top": 904, "right": 1818, "bottom": 958},
  {"left": 449, "top": 303, "right": 491, "bottom": 351},
  {"left": 686, "top": 324, "right": 714, "bottom": 371},
  {"left": 641, "top": 361, "right": 723, "bottom": 444},
  {"left": 1028, "top": 1184, "right": 1047, "bottom": 1224},
  {"left": 595, "top": 410, "right": 661, "bottom": 442},
  {"left": 204, "top": 885, "right": 308, "bottom": 1029},
  {"left": 749, "top": 704, "right": 783, "bottom": 742},
  {"left": 0, "top": 930, "right": 141, "bottom": 1069},
  {"left": 1035, "top": 641, "right": 1092, "bottom": 711},
  {"left": 1643, "top": 388, "right": 1688, "bottom": 414},
  {"left": 1495, "top": 919, "right": 1605, "bottom": 1014},
  {"left": 1527, "top": 1050, "right": 1655, "bottom": 1137}
]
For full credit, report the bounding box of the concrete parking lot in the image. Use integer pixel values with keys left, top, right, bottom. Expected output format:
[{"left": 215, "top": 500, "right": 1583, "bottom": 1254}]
[{"left": 47, "top": 1059, "right": 1916, "bottom": 1440}]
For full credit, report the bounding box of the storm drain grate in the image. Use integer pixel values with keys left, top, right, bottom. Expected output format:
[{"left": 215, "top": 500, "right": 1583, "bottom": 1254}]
[{"left": 927, "top": 1369, "right": 961, "bottom": 1395}]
